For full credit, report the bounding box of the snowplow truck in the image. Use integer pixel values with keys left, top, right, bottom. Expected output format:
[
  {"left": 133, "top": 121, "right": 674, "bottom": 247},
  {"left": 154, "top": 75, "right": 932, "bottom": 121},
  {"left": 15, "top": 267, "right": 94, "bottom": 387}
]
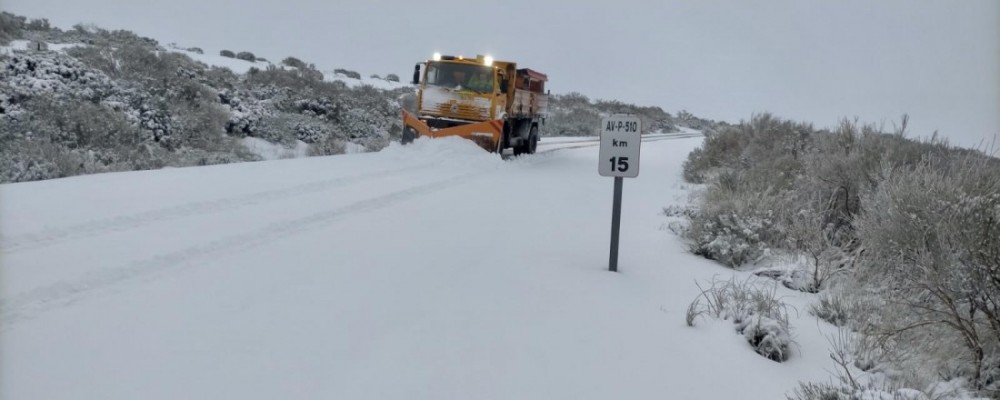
[{"left": 402, "top": 53, "right": 548, "bottom": 155}]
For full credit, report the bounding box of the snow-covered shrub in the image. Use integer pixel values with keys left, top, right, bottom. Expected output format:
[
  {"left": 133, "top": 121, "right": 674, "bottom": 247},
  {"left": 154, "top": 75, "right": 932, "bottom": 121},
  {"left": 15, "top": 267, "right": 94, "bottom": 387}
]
[
  {"left": 852, "top": 152, "right": 1000, "bottom": 392},
  {"left": 680, "top": 124, "right": 747, "bottom": 184},
  {"left": 385, "top": 73, "right": 400, "bottom": 82},
  {"left": 337, "top": 108, "right": 387, "bottom": 148},
  {"left": 172, "top": 146, "right": 252, "bottom": 167},
  {"left": 309, "top": 136, "right": 346, "bottom": 156},
  {"left": 282, "top": 56, "right": 306, "bottom": 69},
  {"left": 334, "top": 68, "right": 361, "bottom": 79},
  {"left": 167, "top": 99, "right": 230, "bottom": 151},
  {"left": 220, "top": 50, "right": 235, "bottom": 58},
  {"left": 186, "top": 47, "right": 203, "bottom": 54},
  {"left": 0, "top": 136, "right": 62, "bottom": 183},
  {"left": 247, "top": 64, "right": 324, "bottom": 92},
  {"left": 780, "top": 208, "right": 856, "bottom": 293},
  {"left": 26, "top": 18, "right": 50, "bottom": 31},
  {"left": 0, "top": 12, "right": 26, "bottom": 44},
  {"left": 4, "top": 50, "right": 119, "bottom": 102},
  {"left": 809, "top": 291, "right": 851, "bottom": 327},
  {"left": 219, "top": 90, "right": 271, "bottom": 137},
  {"left": 683, "top": 180, "right": 785, "bottom": 268},
  {"left": 740, "top": 314, "right": 792, "bottom": 361},
  {"left": 547, "top": 106, "right": 601, "bottom": 136},
  {"left": 203, "top": 66, "right": 239, "bottom": 90},
  {"left": 686, "top": 276, "right": 793, "bottom": 361},
  {"left": 255, "top": 112, "right": 336, "bottom": 146},
  {"left": 788, "top": 381, "right": 937, "bottom": 400},
  {"left": 235, "top": 51, "right": 255, "bottom": 62},
  {"left": 682, "top": 147, "right": 708, "bottom": 183}
]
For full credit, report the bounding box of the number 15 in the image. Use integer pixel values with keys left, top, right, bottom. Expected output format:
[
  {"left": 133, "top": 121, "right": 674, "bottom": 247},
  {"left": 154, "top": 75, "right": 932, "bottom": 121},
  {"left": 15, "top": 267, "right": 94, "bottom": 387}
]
[{"left": 609, "top": 157, "right": 629, "bottom": 172}]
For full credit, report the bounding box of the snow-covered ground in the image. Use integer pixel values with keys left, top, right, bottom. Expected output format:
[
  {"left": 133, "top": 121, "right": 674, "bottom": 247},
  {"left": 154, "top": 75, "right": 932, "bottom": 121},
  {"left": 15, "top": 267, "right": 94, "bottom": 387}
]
[
  {"left": 240, "top": 137, "right": 310, "bottom": 161},
  {"left": 0, "top": 135, "right": 839, "bottom": 399}
]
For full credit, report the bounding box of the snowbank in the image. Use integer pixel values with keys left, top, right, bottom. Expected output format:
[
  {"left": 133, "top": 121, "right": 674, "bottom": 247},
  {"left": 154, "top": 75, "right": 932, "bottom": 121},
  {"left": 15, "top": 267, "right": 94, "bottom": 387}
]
[
  {"left": 241, "top": 137, "right": 310, "bottom": 160},
  {"left": 379, "top": 136, "right": 504, "bottom": 169}
]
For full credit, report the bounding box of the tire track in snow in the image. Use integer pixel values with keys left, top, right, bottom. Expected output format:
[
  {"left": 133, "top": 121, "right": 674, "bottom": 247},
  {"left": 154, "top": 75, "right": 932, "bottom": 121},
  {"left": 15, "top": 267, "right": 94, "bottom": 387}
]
[
  {"left": 0, "top": 163, "right": 436, "bottom": 255},
  {"left": 0, "top": 171, "right": 478, "bottom": 328}
]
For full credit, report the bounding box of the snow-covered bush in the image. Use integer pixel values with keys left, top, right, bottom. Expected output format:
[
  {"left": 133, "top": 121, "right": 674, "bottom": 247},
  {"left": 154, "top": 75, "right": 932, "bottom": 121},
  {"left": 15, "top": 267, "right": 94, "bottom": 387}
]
[
  {"left": 220, "top": 49, "right": 235, "bottom": 58},
  {"left": 281, "top": 56, "right": 306, "bottom": 69},
  {"left": 385, "top": 73, "right": 399, "bottom": 82},
  {"left": 740, "top": 314, "right": 792, "bottom": 361},
  {"left": 235, "top": 51, "right": 255, "bottom": 62},
  {"left": 0, "top": 12, "right": 26, "bottom": 44},
  {"left": 309, "top": 136, "right": 346, "bottom": 156},
  {"left": 852, "top": 153, "right": 1000, "bottom": 392},
  {"left": 26, "top": 18, "right": 51, "bottom": 31},
  {"left": 686, "top": 276, "right": 794, "bottom": 361},
  {"left": 683, "top": 180, "right": 785, "bottom": 268},
  {"left": 788, "top": 381, "right": 937, "bottom": 400},
  {"left": 254, "top": 112, "right": 335, "bottom": 145},
  {"left": 334, "top": 68, "right": 361, "bottom": 79},
  {"left": 547, "top": 106, "right": 601, "bottom": 136},
  {"left": 338, "top": 107, "right": 390, "bottom": 150},
  {"left": 809, "top": 291, "right": 852, "bottom": 327}
]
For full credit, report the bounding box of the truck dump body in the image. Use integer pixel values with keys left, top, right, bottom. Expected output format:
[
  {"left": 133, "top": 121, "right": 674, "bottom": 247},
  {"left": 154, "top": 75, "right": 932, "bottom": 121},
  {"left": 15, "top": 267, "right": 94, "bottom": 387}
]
[{"left": 402, "top": 54, "right": 548, "bottom": 154}]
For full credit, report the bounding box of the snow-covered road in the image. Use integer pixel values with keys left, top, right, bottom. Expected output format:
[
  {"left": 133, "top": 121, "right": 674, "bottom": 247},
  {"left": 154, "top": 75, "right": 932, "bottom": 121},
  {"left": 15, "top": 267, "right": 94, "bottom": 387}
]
[{"left": 1, "top": 135, "right": 837, "bottom": 399}]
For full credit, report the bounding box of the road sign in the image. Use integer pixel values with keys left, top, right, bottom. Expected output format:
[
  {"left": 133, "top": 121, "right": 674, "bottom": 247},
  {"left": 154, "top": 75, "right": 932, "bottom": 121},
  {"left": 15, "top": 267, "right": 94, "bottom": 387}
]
[
  {"left": 598, "top": 115, "right": 642, "bottom": 178},
  {"left": 599, "top": 115, "right": 641, "bottom": 272}
]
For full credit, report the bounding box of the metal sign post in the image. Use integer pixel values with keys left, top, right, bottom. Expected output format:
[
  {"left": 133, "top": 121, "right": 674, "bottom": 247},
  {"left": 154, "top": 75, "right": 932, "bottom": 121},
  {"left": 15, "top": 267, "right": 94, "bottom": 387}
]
[{"left": 598, "top": 115, "right": 642, "bottom": 272}]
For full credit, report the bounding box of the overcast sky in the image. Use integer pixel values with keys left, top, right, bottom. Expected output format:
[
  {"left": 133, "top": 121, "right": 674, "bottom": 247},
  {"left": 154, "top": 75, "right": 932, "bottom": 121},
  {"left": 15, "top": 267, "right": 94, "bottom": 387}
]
[{"left": 6, "top": 0, "right": 999, "bottom": 147}]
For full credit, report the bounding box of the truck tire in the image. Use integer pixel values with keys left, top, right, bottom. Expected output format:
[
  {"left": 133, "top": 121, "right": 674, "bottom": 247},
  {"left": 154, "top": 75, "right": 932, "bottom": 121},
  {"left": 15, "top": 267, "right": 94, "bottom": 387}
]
[
  {"left": 401, "top": 127, "right": 417, "bottom": 144},
  {"left": 527, "top": 125, "right": 539, "bottom": 154}
]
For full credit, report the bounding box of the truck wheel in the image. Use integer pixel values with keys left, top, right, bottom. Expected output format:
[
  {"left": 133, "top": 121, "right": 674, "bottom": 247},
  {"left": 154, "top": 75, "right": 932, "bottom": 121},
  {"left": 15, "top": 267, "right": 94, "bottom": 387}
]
[
  {"left": 401, "top": 127, "right": 417, "bottom": 144},
  {"left": 527, "top": 126, "right": 539, "bottom": 154}
]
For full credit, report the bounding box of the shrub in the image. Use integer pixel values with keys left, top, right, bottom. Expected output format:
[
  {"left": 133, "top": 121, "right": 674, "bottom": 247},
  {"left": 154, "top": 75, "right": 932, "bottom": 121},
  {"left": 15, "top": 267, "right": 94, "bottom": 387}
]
[
  {"left": 683, "top": 181, "right": 785, "bottom": 268},
  {"left": 333, "top": 68, "right": 361, "bottom": 79},
  {"left": 369, "top": 74, "right": 381, "bottom": 80},
  {"left": 235, "top": 51, "right": 256, "bottom": 62},
  {"left": 252, "top": 112, "right": 339, "bottom": 146},
  {"left": 852, "top": 152, "right": 1000, "bottom": 391},
  {"left": 547, "top": 107, "right": 601, "bottom": 136},
  {"left": 309, "top": 136, "right": 346, "bottom": 156},
  {"left": 187, "top": 47, "right": 203, "bottom": 54},
  {"left": 686, "top": 276, "right": 794, "bottom": 361},
  {"left": 385, "top": 73, "right": 400, "bottom": 82},
  {"left": 809, "top": 291, "right": 851, "bottom": 327},
  {"left": 220, "top": 49, "right": 235, "bottom": 58},
  {"left": 26, "top": 18, "right": 50, "bottom": 31},
  {"left": 281, "top": 56, "right": 307, "bottom": 69},
  {"left": 0, "top": 12, "right": 25, "bottom": 45}
]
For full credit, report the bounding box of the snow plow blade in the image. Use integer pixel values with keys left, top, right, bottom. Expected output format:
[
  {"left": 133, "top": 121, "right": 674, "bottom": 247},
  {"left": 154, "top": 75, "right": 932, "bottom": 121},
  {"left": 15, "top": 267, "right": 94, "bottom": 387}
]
[{"left": 403, "top": 110, "right": 504, "bottom": 152}]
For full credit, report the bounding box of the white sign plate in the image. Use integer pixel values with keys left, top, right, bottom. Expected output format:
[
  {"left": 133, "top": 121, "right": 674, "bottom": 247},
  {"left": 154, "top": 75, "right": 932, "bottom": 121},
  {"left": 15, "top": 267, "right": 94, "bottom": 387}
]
[{"left": 598, "top": 115, "right": 642, "bottom": 178}]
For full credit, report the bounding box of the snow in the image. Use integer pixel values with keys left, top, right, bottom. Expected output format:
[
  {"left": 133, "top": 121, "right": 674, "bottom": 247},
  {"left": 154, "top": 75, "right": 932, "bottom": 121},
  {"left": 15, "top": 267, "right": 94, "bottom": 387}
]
[
  {"left": 320, "top": 70, "right": 411, "bottom": 90},
  {"left": 1, "top": 135, "right": 842, "bottom": 399},
  {"left": 165, "top": 47, "right": 271, "bottom": 74},
  {"left": 162, "top": 46, "right": 409, "bottom": 89},
  {"left": 241, "top": 137, "right": 310, "bottom": 161}
]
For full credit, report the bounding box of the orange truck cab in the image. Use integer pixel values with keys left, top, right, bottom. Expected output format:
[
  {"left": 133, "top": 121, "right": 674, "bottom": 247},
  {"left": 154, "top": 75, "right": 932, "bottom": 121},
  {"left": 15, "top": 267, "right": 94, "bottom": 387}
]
[{"left": 402, "top": 53, "right": 548, "bottom": 155}]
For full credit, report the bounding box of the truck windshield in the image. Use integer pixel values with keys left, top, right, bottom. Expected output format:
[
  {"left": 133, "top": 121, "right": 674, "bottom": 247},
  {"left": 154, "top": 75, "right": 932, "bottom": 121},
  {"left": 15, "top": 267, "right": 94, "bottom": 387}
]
[{"left": 425, "top": 62, "right": 494, "bottom": 93}]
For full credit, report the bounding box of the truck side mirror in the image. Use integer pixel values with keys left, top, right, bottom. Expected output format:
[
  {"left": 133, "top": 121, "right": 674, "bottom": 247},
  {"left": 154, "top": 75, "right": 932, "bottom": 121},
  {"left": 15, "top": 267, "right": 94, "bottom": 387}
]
[
  {"left": 412, "top": 64, "right": 420, "bottom": 85},
  {"left": 499, "top": 78, "right": 508, "bottom": 92}
]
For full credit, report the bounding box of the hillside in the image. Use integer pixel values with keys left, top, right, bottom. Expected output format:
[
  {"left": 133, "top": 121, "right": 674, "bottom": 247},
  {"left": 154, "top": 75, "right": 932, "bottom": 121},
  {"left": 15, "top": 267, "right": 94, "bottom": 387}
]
[{"left": 0, "top": 12, "right": 723, "bottom": 184}]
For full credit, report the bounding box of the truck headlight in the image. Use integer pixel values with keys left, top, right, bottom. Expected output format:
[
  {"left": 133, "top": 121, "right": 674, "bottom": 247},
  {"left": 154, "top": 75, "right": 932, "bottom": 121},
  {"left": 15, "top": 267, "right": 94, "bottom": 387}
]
[
  {"left": 432, "top": 52, "right": 442, "bottom": 61},
  {"left": 484, "top": 55, "right": 493, "bottom": 66}
]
